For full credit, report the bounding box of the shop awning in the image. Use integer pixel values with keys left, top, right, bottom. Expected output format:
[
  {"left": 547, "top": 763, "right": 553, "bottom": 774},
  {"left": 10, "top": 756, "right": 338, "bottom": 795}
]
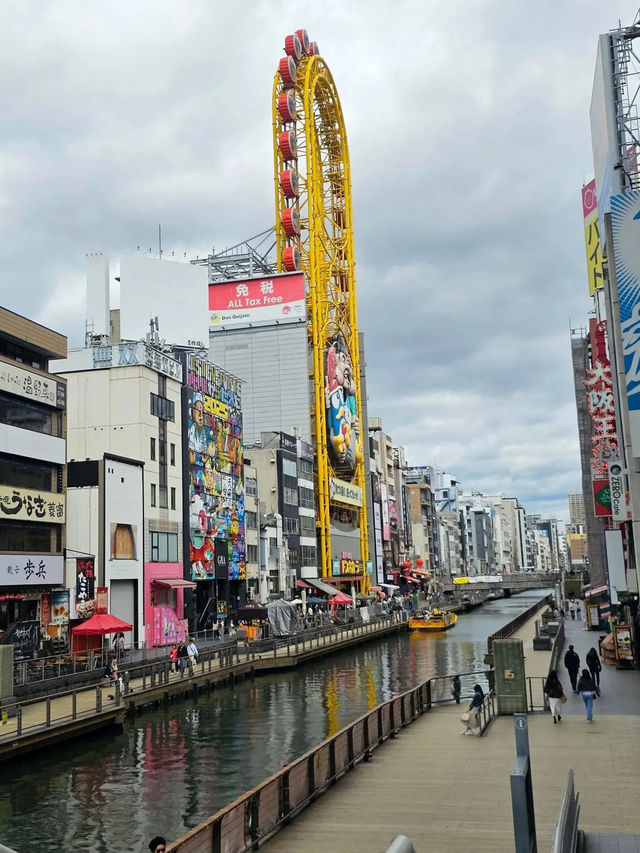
[
  {"left": 153, "top": 578, "right": 197, "bottom": 589},
  {"left": 323, "top": 575, "right": 364, "bottom": 584},
  {"left": 585, "top": 584, "right": 608, "bottom": 598},
  {"left": 307, "top": 578, "right": 342, "bottom": 596},
  {"left": 295, "top": 579, "right": 314, "bottom": 590}
]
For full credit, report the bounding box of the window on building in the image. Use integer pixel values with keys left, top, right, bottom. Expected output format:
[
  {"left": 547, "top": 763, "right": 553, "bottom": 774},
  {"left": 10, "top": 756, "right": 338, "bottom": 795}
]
[
  {"left": 246, "top": 544, "right": 258, "bottom": 563},
  {"left": 299, "top": 487, "right": 314, "bottom": 509},
  {"left": 150, "top": 531, "right": 179, "bottom": 562},
  {"left": 283, "top": 516, "right": 299, "bottom": 535},
  {"left": 159, "top": 486, "right": 168, "bottom": 509},
  {"left": 170, "top": 443, "right": 176, "bottom": 466},
  {"left": 245, "top": 478, "right": 257, "bottom": 496},
  {"left": 301, "top": 545, "right": 316, "bottom": 566},
  {"left": 150, "top": 393, "right": 175, "bottom": 421},
  {"left": 150, "top": 483, "right": 157, "bottom": 507},
  {"left": 282, "top": 458, "right": 297, "bottom": 478},
  {"left": 150, "top": 437, "right": 156, "bottom": 461},
  {"left": 245, "top": 511, "right": 257, "bottom": 528},
  {"left": 170, "top": 487, "right": 176, "bottom": 510},
  {"left": 298, "top": 458, "right": 313, "bottom": 479},
  {"left": 0, "top": 457, "right": 53, "bottom": 491},
  {"left": 300, "top": 515, "right": 316, "bottom": 536},
  {"left": 0, "top": 391, "right": 58, "bottom": 436},
  {"left": 0, "top": 521, "right": 52, "bottom": 552},
  {"left": 111, "top": 524, "right": 136, "bottom": 560},
  {"left": 283, "top": 487, "right": 298, "bottom": 506},
  {"left": 288, "top": 546, "right": 300, "bottom": 565}
]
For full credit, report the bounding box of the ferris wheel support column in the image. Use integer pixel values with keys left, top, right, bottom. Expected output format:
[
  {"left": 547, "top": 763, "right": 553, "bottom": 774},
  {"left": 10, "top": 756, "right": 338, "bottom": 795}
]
[{"left": 272, "top": 30, "right": 370, "bottom": 593}]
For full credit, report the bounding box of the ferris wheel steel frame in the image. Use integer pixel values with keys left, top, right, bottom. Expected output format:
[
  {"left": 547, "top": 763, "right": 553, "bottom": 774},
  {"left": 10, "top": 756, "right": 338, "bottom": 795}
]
[{"left": 272, "top": 35, "right": 369, "bottom": 586}]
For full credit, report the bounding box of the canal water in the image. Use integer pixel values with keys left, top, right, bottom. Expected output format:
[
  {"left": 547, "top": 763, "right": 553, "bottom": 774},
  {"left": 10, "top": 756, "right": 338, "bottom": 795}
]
[{"left": 0, "top": 591, "right": 547, "bottom": 852}]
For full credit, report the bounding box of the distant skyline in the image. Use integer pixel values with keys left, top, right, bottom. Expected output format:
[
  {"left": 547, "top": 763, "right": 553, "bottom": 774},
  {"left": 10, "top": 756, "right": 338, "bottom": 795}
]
[{"left": 1, "top": 1, "right": 636, "bottom": 523}]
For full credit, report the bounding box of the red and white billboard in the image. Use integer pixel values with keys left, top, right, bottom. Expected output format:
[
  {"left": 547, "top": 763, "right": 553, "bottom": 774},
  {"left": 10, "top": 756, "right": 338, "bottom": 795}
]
[{"left": 209, "top": 272, "right": 305, "bottom": 329}]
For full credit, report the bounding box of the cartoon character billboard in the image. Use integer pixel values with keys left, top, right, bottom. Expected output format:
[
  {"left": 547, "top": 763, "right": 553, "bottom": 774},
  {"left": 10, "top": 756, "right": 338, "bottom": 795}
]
[
  {"left": 324, "top": 335, "right": 362, "bottom": 475},
  {"left": 185, "top": 355, "right": 245, "bottom": 581}
]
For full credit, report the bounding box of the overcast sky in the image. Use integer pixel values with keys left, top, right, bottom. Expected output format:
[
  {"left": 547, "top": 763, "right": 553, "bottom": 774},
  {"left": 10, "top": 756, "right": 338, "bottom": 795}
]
[{"left": 2, "top": 1, "right": 637, "bottom": 522}]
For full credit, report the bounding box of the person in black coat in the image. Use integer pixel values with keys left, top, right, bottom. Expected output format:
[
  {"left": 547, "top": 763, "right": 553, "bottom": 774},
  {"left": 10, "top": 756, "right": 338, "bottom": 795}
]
[
  {"left": 586, "top": 647, "right": 602, "bottom": 691},
  {"left": 563, "top": 644, "right": 581, "bottom": 693},
  {"left": 543, "top": 669, "right": 565, "bottom": 723}
]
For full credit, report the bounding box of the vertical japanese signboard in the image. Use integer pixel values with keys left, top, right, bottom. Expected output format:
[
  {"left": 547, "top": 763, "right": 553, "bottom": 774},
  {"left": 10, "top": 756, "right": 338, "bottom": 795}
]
[
  {"left": 75, "top": 557, "right": 96, "bottom": 619},
  {"left": 582, "top": 180, "right": 604, "bottom": 295},
  {"left": 611, "top": 190, "right": 640, "bottom": 456},
  {"left": 585, "top": 320, "right": 617, "bottom": 479}
]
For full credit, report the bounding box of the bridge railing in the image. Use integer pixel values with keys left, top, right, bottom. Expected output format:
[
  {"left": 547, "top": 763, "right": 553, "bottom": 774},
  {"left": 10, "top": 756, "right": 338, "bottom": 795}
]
[
  {"left": 487, "top": 595, "right": 552, "bottom": 655},
  {"left": 551, "top": 770, "right": 580, "bottom": 853},
  {"left": 167, "top": 668, "right": 493, "bottom": 853}
]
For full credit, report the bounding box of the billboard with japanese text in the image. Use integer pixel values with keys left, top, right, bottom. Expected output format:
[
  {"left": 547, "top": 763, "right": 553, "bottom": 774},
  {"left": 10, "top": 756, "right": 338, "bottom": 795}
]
[
  {"left": 184, "top": 354, "right": 245, "bottom": 581},
  {"left": 209, "top": 272, "right": 305, "bottom": 329},
  {"left": 611, "top": 190, "right": 640, "bottom": 455},
  {"left": 582, "top": 180, "right": 604, "bottom": 295}
]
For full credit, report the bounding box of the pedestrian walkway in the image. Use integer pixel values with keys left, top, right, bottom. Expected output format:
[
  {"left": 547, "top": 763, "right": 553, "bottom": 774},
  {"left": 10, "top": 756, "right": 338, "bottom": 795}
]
[{"left": 259, "top": 610, "right": 640, "bottom": 853}]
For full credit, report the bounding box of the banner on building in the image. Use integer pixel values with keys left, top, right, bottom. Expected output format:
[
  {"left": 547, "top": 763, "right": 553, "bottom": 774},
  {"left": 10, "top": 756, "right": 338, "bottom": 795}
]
[
  {"left": 75, "top": 557, "right": 96, "bottom": 619},
  {"left": 329, "top": 477, "right": 362, "bottom": 507},
  {"left": 0, "top": 359, "right": 64, "bottom": 408},
  {"left": 209, "top": 272, "right": 306, "bottom": 329},
  {"left": 582, "top": 180, "right": 604, "bottom": 295},
  {"left": 184, "top": 353, "right": 245, "bottom": 582},
  {"left": 0, "top": 485, "right": 65, "bottom": 524},
  {"left": 51, "top": 590, "right": 70, "bottom": 625},
  {"left": 585, "top": 321, "right": 617, "bottom": 477},
  {"left": 608, "top": 459, "right": 628, "bottom": 523},
  {"left": 611, "top": 190, "right": 640, "bottom": 455},
  {"left": 593, "top": 479, "right": 612, "bottom": 517},
  {"left": 96, "top": 587, "right": 108, "bottom": 614}
]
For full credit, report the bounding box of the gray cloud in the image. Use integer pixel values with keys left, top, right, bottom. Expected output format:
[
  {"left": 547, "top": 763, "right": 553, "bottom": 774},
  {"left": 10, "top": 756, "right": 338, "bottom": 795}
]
[{"left": 1, "top": 0, "right": 636, "bottom": 521}]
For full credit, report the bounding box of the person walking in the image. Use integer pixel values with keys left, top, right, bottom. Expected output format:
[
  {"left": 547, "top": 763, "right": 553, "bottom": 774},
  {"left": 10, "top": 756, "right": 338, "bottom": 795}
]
[
  {"left": 543, "top": 669, "right": 565, "bottom": 723},
  {"left": 577, "top": 668, "right": 597, "bottom": 722},
  {"left": 576, "top": 600, "right": 582, "bottom": 620},
  {"left": 586, "top": 646, "right": 602, "bottom": 692},
  {"left": 569, "top": 600, "right": 576, "bottom": 621},
  {"left": 169, "top": 644, "right": 178, "bottom": 673},
  {"left": 564, "top": 644, "right": 581, "bottom": 693},
  {"left": 187, "top": 637, "right": 199, "bottom": 670},
  {"left": 177, "top": 640, "right": 188, "bottom": 673}
]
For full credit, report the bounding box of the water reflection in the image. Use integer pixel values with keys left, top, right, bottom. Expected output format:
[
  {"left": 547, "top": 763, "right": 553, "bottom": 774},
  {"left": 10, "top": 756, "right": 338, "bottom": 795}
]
[{"left": 0, "top": 592, "right": 547, "bottom": 852}]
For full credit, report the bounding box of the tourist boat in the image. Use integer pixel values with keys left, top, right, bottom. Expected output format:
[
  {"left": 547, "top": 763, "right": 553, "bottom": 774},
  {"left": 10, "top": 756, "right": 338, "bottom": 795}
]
[{"left": 409, "top": 608, "right": 458, "bottom": 632}]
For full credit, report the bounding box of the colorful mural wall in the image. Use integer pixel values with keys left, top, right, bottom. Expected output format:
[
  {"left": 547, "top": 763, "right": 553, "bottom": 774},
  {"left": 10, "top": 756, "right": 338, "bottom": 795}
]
[{"left": 184, "top": 354, "right": 245, "bottom": 581}]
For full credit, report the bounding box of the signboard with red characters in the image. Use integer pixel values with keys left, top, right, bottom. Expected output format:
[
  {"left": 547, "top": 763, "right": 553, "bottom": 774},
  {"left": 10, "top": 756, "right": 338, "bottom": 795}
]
[
  {"left": 209, "top": 272, "right": 306, "bottom": 329},
  {"left": 585, "top": 320, "right": 617, "bottom": 478}
]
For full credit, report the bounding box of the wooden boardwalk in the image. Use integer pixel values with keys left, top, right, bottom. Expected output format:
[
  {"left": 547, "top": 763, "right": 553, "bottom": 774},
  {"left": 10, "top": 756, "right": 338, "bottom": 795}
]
[{"left": 260, "top": 611, "right": 640, "bottom": 853}]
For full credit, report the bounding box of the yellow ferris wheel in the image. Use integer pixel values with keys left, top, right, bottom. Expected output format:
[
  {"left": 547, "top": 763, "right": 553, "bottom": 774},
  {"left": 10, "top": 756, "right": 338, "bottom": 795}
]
[{"left": 272, "top": 29, "right": 369, "bottom": 588}]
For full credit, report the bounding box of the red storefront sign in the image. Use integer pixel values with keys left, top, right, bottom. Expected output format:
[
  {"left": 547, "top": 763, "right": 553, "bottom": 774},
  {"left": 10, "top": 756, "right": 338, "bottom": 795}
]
[{"left": 593, "top": 479, "right": 612, "bottom": 516}]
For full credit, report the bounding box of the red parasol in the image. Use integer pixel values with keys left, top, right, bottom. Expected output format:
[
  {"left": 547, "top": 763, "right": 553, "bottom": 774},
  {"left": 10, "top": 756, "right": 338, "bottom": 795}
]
[
  {"left": 71, "top": 613, "right": 132, "bottom": 636},
  {"left": 329, "top": 592, "right": 353, "bottom": 606}
]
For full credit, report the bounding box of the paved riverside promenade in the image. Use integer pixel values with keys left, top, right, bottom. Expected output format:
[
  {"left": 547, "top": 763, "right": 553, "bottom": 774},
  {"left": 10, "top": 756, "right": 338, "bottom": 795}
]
[
  {"left": 261, "top": 610, "right": 640, "bottom": 853},
  {"left": 0, "top": 617, "right": 403, "bottom": 759}
]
